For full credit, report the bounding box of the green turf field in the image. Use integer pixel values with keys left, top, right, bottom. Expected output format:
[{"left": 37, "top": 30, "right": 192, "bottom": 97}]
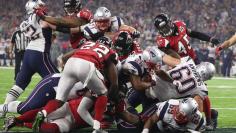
[{"left": 0, "top": 67, "right": 236, "bottom": 132}]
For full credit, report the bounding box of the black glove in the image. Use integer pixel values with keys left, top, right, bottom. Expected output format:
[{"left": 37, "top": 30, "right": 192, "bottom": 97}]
[
  {"left": 132, "top": 30, "right": 140, "bottom": 39},
  {"left": 210, "top": 38, "right": 220, "bottom": 46}
]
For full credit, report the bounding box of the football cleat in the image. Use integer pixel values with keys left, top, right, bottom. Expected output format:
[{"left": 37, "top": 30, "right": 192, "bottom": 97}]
[
  {"left": 32, "top": 111, "right": 45, "bottom": 132},
  {"left": 211, "top": 109, "right": 218, "bottom": 130},
  {"left": 3, "top": 115, "right": 16, "bottom": 132},
  {"left": 0, "top": 112, "right": 6, "bottom": 118}
]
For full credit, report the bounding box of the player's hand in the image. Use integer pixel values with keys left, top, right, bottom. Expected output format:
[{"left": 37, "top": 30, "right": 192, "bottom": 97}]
[
  {"left": 210, "top": 38, "right": 220, "bottom": 46},
  {"left": 77, "top": 8, "right": 93, "bottom": 21},
  {"left": 215, "top": 46, "right": 223, "bottom": 56},
  {"left": 150, "top": 74, "right": 157, "bottom": 86},
  {"left": 132, "top": 30, "right": 140, "bottom": 39},
  {"left": 34, "top": 7, "right": 47, "bottom": 20},
  {"left": 173, "top": 80, "right": 182, "bottom": 90}
]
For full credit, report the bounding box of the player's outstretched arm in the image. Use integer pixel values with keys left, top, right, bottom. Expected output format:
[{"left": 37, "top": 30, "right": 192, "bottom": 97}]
[
  {"left": 35, "top": 7, "right": 87, "bottom": 28},
  {"left": 142, "top": 113, "right": 159, "bottom": 133},
  {"left": 187, "top": 29, "right": 220, "bottom": 46},
  {"left": 162, "top": 54, "right": 181, "bottom": 67},
  {"left": 218, "top": 33, "right": 236, "bottom": 50}
]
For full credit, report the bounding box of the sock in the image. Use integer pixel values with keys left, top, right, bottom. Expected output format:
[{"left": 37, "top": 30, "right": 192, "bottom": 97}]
[
  {"left": 0, "top": 104, "right": 8, "bottom": 113},
  {"left": 17, "top": 109, "right": 41, "bottom": 122},
  {"left": 7, "top": 101, "right": 22, "bottom": 113},
  {"left": 4, "top": 85, "right": 24, "bottom": 104},
  {"left": 43, "top": 99, "right": 64, "bottom": 116},
  {"left": 23, "top": 122, "right": 33, "bottom": 129},
  {"left": 77, "top": 97, "right": 94, "bottom": 126},
  {"left": 94, "top": 95, "right": 108, "bottom": 122},
  {"left": 40, "top": 123, "right": 60, "bottom": 133},
  {"left": 203, "top": 96, "right": 211, "bottom": 125}
]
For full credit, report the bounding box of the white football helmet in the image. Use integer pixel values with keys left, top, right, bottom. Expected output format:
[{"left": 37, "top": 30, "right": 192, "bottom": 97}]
[
  {"left": 25, "top": 0, "right": 45, "bottom": 14},
  {"left": 142, "top": 46, "right": 164, "bottom": 65},
  {"left": 94, "top": 7, "right": 111, "bottom": 31},
  {"left": 179, "top": 98, "right": 198, "bottom": 119},
  {"left": 196, "top": 62, "right": 216, "bottom": 81},
  {"left": 94, "top": 7, "right": 111, "bottom": 21}
]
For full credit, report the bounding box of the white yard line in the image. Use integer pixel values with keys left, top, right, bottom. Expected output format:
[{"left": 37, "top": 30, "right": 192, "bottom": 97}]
[
  {"left": 213, "top": 108, "right": 236, "bottom": 110},
  {"left": 213, "top": 77, "right": 236, "bottom": 80},
  {"left": 207, "top": 85, "right": 236, "bottom": 88},
  {"left": 210, "top": 97, "right": 236, "bottom": 99}
]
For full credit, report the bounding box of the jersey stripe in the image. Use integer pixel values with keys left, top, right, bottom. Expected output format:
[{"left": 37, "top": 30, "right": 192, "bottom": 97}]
[
  {"left": 11, "top": 30, "right": 29, "bottom": 51},
  {"left": 128, "top": 61, "right": 142, "bottom": 76},
  {"left": 195, "top": 116, "right": 204, "bottom": 131},
  {"left": 159, "top": 102, "right": 169, "bottom": 120},
  {"left": 117, "top": 16, "right": 121, "bottom": 27}
]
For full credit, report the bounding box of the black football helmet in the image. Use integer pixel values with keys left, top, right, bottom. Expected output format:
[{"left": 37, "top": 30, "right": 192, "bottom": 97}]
[
  {"left": 96, "top": 36, "right": 112, "bottom": 47},
  {"left": 64, "top": 0, "right": 82, "bottom": 15},
  {"left": 154, "top": 13, "right": 175, "bottom": 36},
  {"left": 113, "top": 31, "right": 133, "bottom": 56}
]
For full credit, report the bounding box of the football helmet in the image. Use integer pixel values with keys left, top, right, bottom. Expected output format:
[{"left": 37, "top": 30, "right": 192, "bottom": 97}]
[
  {"left": 154, "top": 13, "right": 175, "bottom": 36},
  {"left": 174, "top": 98, "right": 198, "bottom": 124},
  {"left": 96, "top": 36, "right": 112, "bottom": 47},
  {"left": 94, "top": 7, "right": 111, "bottom": 31},
  {"left": 113, "top": 31, "right": 133, "bottom": 56},
  {"left": 25, "top": 0, "right": 45, "bottom": 14},
  {"left": 196, "top": 62, "right": 216, "bottom": 81},
  {"left": 64, "top": 0, "right": 82, "bottom": 15},
  {"left": 142, "top": 47, "right": 164, "bottom": 68}
]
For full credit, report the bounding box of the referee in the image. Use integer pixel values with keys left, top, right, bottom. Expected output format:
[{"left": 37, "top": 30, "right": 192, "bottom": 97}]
[{"left": 10, "top": 28, "right": 29, "bottom": 80}]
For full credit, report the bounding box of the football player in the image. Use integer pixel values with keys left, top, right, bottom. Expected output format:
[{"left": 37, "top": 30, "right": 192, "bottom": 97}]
[
  {"left": 118, "top": 46, "right": 180, "bottom": 111},
  {"left": 32, "top": 37, "right": 119, "bottom": 132},
  {"left": 112, "top": 31, "right": 142, "bottom": 61},
  {"left": 3, "top": 0, "right": 59, "bottom": 111},
  {"left": 4, "top": 91, "right": 141, "bottom": 133},
  {"left": 216, "top": 33, "right": 236, "bottom": 55},
  {"left": 154, "top": 13, "right": 220, "bottom": 64},
  {"left": 34, "top": 0, "right": 93, "bottom": 65},
  {"left": 145, "top": 59, "right": 217, "bottom": 130},
  {"left": 142, "top": 98, "right": 205, "bottom": 133},
  {"left": 0, "top": 73, "right": 85, "bottom": 115}
]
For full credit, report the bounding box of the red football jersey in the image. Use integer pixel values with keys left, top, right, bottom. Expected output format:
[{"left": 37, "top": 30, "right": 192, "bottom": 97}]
[
  {"left": 68, "top": 97, "right": 88, "bottom": 126},
  {"left": 73, "top": 41, "right": 117, "bottom": 70},
  {"left": 156, "top": 21, "right": 196, "bottom": 59},
  {"left": 69, "top": 8, "right": 93, "bottom": 49},
  {"left": 118, "top": 41, "right": 143, "bottom": 61}
]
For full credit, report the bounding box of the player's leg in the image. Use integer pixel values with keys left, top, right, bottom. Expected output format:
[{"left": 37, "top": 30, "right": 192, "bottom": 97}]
[
  {"left": 36, "top": 52, "right": 59, "bottom": 78},
  {"left": 84, "top": 69, "right": 108, "bottom": 130},
  {"left": 33, "top": 58, "right": 90, "bottom": 131},
  {"left": 17, "top": 76, "right": 57, "bottom": 114},
  {"left": 14, "top": 51, "right": 21, "bottom": 80},
  {"left": 4, "top": 51, "right": 35, "bottom": 104},
  {"left": 3, "top": 109, "right": 40, "bottom": 131}
]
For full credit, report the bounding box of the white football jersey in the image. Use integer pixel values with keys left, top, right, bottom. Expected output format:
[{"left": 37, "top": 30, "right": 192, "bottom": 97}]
[
  {"left": 121, "top": 53, "right": 147, "bottom": 76},
  {"left": 81, "top": 16, "right": 124, "bottom": 40},
  {"left": 20, "top": 13, "right": 51, "bottom": 52},
  {"left": 145, "top": 56, "right": 208, "bottom": 101},
  {"left": 156, "top": 99, "right": 205, "bottom": 132}
]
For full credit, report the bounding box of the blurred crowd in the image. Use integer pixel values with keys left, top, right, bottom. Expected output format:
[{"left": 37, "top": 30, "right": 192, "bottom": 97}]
[{"left": 0, "top": 0, "right": 236, "bottom": 76}]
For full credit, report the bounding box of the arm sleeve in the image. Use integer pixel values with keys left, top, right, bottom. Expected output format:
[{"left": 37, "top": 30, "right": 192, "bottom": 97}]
[{"left": 187, "top": 29, "right": 211, "bottom": 42}]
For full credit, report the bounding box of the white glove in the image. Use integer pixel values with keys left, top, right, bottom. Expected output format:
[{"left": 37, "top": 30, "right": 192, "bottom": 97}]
[
  {"left": 173, "top": 80, "right": 182, "bottom": 90},
  {"left": 142, "top": 128, "right": 149, "bottom": 133},
  {"left": 93, "top": 120, "right": 101, "bottom": 130}
]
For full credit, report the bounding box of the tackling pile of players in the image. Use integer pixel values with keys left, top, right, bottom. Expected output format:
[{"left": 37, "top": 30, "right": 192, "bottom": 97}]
[{"left": 1, "top": 0, "right": 227, "bottom": 132}]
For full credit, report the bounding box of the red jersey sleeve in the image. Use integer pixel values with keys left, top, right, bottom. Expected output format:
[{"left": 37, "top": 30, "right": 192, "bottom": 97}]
[{"left": 156, "top": 35, "right": 170, "bottom": 48}]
